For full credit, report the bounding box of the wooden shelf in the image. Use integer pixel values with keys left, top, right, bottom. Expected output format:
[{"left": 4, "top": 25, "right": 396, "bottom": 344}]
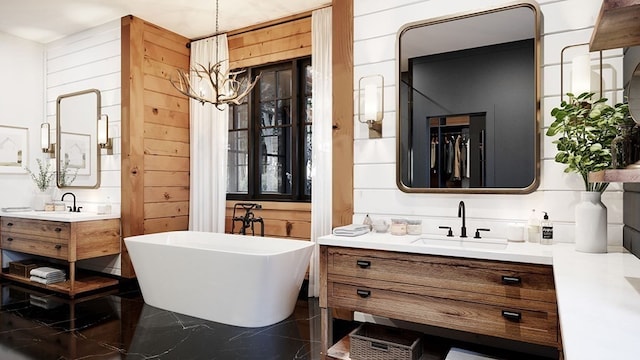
[
  {"left": 590, "top": 0, "right": 640, "bottom": 51},
  {"left": 2, "top": 270, "right": 118, "bottom": 297},
  {"left": 589, "top": 168, "right": 640, "bottom": 183}
]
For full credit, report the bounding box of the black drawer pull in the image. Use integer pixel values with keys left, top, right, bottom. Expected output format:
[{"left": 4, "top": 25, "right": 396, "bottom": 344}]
[
  {"left": 370, "top": 341, "right": 388, "bottom": 351},
  {"left": 502, "top": 310, "right": 522, "bottom": 322},
  {"left": 54, "top": 228, "right": 62, "bottom": 232},
  {"left": 356, "top": 289, "right": 371, "bottom": 298},
  {"left": 6, "top": 237, "right": 13, "bottom": 242},
  {"left": 356, "top": 260, "right": 371, "bottom": 269},
  {"left": 55, "top": 244, "right": 62, "bottom": 250},
  {"left": 6, "top": 222, "right": 13, "bottom": 227},
  {"left": 501, "top": 275, "right": 522, "bottom": 285}
]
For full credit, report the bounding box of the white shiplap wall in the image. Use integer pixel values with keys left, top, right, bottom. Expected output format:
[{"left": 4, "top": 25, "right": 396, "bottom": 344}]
[
  {"left": 353, "top": 0, "right": 624, "bottom": 245},
  {"left": 45, "top": 20, "right": 123, "bottom": 275}
]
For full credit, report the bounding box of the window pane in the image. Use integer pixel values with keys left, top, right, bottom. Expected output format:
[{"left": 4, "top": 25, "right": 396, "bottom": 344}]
[
  {"left": 260, "top": 101, "right": 276, "bottom": 127},
  {"left": 260, "top": 71, "right": 276, "bottom": 100},
  {"left": 229, "top": 103, "right": 248, "bottom": 130},
  {"left": 259, "top": 127, "right": 291, "bottom": 195},
  {"left": 305, "top": 124, "right": 312, "bottom": 196},
  {"left": 305, "top": 64, "right": 312, "bottom": 95},
  {"left": 277, "top": 99, "right": 291, "bottom": 126},
  {"left": 227, "top": 130, "right": 248, "bottom": 193},
  {"left": 278, "top": 70, "right": 292, "bottom": 98},
  {"left": 304, "top": 97, "right": 312, "bottom": 124}
]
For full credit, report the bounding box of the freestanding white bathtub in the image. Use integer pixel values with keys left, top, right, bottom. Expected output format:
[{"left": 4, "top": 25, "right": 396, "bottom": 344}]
[{"left": 124, "top": 231, "right": 314, "bottom": 327}]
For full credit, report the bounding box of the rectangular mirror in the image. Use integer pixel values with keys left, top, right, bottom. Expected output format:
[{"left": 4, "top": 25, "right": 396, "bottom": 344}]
[
  {"left": 56, "top": 89, "right": 101, "bottom": 188},
  {"left": 397, "top": 2, "right": 540, "bottom": 193}
]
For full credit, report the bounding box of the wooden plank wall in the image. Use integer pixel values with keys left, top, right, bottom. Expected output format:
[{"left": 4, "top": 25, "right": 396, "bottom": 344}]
[
  {"left": 121, "top": 16, "right": 190, "bottom": 277},
  {"left": 224, "top": 15, "right": 313, "bottom": 240}
]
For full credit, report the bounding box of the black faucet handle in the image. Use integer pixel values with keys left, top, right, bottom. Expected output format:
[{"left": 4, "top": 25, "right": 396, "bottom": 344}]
[
  {"left": 438, "top": 226, "right": 454, "bottom": 237},
  {"left": 474, "top": 228, "right": 491, "bottom": 239},
  {"left": 76, "top": 206, "right": 82, "bottom": 213}
]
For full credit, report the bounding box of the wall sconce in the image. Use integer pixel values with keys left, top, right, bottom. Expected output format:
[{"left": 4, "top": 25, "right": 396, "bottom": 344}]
[
  {"left": 40, "top": 122, "right": 55, "bottom": 158},
  {"left": 560, "top": 43, "right": 603, "bottom": 100},
  {"left": 358, "top": 74, "right": 384, "bottom": 138},
  {"left": 98, "top": 114, "right": 113, "bottom": 155}
]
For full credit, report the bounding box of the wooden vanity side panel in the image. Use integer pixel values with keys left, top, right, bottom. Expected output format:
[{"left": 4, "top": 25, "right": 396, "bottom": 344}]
[
  {"left": 75, "top": 219, "right": 121, "bottom": 260},
  {"left": 328, "top": 247, "right": 556, "bottom": 303}
]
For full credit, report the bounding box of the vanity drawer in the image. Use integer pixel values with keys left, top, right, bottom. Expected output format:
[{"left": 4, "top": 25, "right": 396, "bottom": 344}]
[
  {"left": 1, "top": 217, "right": 70, "bottom": 239},
  {"left": 327, "top": 281, "right": 558, "bottom": 347},
  {"left": 327, "top": 247, "right": 556, "bottom": 303},
  {"left": 1, "top": 234, "right": 69, "bottom": 260}
]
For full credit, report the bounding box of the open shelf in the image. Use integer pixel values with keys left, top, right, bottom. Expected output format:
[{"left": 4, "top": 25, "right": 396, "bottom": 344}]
[
  {"left": 590, "top": 0, "right": 640, "bottom": 51},
  {"left": 588, "top": 169, "right": 640, "bottom": 183},
  {"left": 2, "top": 270, "right": 118, "bottom": 297}
]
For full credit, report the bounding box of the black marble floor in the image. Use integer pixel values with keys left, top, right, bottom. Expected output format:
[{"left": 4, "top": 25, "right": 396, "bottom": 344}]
[{"left": 0, "top": 280, "right": 556, "bottom": 360}]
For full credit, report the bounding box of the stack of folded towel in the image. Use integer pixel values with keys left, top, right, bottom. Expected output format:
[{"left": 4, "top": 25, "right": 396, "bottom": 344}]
[
  {"left": 332, "top": 224, "right": 371, "bottom": 237},
  {"left": 29, "top": 267, "right": 66, "bottom": 285}
]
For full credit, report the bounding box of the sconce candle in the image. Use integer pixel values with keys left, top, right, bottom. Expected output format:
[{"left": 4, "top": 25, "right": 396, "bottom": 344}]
[
  {"left": 98, "top": 115, "right": 108, "bottom": 145},
  {"left": 571, "top": 54, "right": 591, "bottom": 95},
  {"left": 40, "top": 122, "right": 50, "bottom": 152}
]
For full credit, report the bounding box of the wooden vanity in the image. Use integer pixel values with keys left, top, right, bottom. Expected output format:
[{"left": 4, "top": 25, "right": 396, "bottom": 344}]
[
  {"left": 0, "top": 214, "right": 121, "bottom": 297},
  {"left": 319, "top": 243, "right": 560, "bottom": 359}
]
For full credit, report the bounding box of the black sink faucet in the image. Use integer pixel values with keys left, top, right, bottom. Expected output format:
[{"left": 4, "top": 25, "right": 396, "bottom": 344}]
[
  {"left": 61, "top": 192, "right": 80, "bottom": 212},
  {"left": 458, "top": 200, "right": 467, "bottom": 238}
]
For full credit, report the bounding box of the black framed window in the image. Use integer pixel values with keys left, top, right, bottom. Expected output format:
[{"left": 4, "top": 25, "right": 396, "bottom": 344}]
[{"left": 227, "top": 57, "right": 312, "bottom": 201}]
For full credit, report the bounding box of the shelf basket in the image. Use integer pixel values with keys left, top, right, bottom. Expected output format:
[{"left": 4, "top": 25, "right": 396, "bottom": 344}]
[{"left": 349, "top": 323, "right": 422, "bottom": 360}]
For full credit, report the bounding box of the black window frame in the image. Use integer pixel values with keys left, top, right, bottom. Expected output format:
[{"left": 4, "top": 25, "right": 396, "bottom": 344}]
[{"left": 227, "top": 57, "right": 312, "bottom": 202}]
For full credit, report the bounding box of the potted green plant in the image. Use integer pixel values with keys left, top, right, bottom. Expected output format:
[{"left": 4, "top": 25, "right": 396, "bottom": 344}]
[
  {"left": 546, "top": 92, "right": 630, "bottom": 253},
  {"left": 26, "top": 158, "right": 55, "bottom": 211}
]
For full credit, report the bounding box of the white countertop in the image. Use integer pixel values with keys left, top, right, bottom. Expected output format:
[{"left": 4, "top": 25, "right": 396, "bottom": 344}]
[
  {"left": 1, "top": 210, "right": 120, "bottom": 222},
  {"left": 319, "top": 233, "right": 640, "bottom": 360}
]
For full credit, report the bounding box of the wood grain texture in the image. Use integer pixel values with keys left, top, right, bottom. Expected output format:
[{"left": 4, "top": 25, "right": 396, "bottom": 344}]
[
  {"left": 321, "top": 245, "right": 560, "bottom": 349},
  {"left": 590, "top": 0, "right": 640, "bottom": 51},
  {"left": 228, "top": 16, "right": 311, "bottom": 70},
  {"left": 144, "top": 216, "right": 190, "bottom": 234},
  {"left": 224, "top": 201, "right": 311, "bottom": 239},
  {"left": 121, "top": 15, "right": 190, "bottom": 278},
  {"left": 332, "top": 0, "right": 354, "bottom": 228},
  {"left": 0, "top": 217, "right": 121, "bottom": 296}
]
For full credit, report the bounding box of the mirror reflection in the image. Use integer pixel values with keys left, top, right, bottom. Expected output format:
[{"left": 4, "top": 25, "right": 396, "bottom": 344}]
[
  {"left": 56, "top": 89, "right": 101, "bottom": 188},
  {"left": 397, "top": 3, "right": 540, "bottom": 193}
]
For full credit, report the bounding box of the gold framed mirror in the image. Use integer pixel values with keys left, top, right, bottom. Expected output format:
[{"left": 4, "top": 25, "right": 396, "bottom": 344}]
[
  {"left": 56, "top": 89, "right": 101, "bottom": 189},
  {"left": 396, "top": 1, "right": 540, "bottom": 193}
]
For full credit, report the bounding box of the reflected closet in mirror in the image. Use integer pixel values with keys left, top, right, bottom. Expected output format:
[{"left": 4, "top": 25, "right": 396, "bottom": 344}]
[{"left": 396, "top": 2, "right": 540, "bottom": 193}]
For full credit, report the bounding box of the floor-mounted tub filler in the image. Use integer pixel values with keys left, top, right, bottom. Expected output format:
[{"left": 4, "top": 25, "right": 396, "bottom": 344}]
[{"left": 124, "top": 231, "right": 314, "bottom": 327}]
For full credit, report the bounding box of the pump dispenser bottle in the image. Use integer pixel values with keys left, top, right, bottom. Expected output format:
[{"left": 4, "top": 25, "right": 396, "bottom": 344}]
[{"left": 541, "top": 211, "right": 553, "bottom": 245}]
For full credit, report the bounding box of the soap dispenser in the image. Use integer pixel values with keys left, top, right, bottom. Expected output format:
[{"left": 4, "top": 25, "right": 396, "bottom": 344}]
[{"left": 541, "top": 211, "right": 553, "bottom": 245}]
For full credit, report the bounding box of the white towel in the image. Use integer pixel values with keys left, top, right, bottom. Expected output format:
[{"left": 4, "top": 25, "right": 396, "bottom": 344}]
[
  {"left": 30, "top": 276, "right": 66, "bottom": 285},
  {"left": 332, "top": 224, "right": 370, "bottom": 237},
  {"left": 30, "top": 267, "right": 66, "bottom": 279}
]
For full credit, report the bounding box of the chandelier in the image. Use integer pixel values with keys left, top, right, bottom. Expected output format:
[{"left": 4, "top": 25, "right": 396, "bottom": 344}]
[{"left": 170, "top": 0, "right": 260, "bottom": 110}]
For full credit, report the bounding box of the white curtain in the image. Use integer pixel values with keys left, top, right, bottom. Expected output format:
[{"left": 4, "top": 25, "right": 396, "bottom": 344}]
[
  {"left": 309, "top": 8, "right": 333, "bottom": 298},
  {"left": 188, "top": 35, "right": 229, "bottom": 232}
]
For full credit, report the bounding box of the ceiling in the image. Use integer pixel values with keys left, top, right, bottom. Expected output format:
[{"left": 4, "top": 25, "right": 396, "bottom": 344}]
[{"left": 0, "top": 0, "right": 330, "bottom": 44}]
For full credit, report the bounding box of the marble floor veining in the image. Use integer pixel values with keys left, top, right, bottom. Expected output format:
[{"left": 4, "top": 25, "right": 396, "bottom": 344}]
[
  {"left": 0, "top": 280, "right": 555, "bottom": 360},
  {"left": 0, "top": 281, "right": 322, "bottom": 360}
]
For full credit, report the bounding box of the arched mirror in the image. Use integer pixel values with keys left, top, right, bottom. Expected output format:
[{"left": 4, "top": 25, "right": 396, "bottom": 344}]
[
  {"left": 397, "top": 2, "right": 540, "bottom": 193},
  {"left": 56, "top": 89, "right": 101, "bottom": 189}
]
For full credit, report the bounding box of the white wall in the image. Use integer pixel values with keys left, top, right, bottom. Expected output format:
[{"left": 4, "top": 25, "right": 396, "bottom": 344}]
[
  {"left": 353, "top": 0, "right": 625, "bottom": 245},
  {"left": 45, "top": 20, "right": 122, "bottom": 275},
  {"left": 0, "top": 32, "right": 44, "bottom": 208},
  {"left": 45, "top": 19, "right": 121, "bottom": 212}
]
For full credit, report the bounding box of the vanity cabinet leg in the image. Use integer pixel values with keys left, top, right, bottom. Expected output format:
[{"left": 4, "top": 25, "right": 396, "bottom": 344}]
[
  {"left": 321, "top": 307, "right": 333, "bottom": 359},
  {"left": 69, "top": 261, "right": 76, "bottom": 296}
]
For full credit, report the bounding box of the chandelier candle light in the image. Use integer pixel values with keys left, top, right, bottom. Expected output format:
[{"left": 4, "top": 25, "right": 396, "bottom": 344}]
[{"left": 170, "top": 0, "right": 260, "bottom": 109}]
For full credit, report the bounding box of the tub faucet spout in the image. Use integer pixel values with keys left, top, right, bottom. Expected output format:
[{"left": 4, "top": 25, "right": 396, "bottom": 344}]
[{"left": 458, "top": 200, "right": 467, "bottom": 238}]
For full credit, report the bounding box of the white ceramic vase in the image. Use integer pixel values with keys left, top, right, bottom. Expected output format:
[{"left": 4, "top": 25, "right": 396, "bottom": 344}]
[
  {"left": 32, "top": 190, "right": 52, "bottom": 211},
  {"left": 574, "top": 191, "right": 607, "bottom": 253}
]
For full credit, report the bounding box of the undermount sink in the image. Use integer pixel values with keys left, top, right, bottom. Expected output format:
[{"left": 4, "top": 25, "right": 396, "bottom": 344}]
[{"left": 411, "top": 236, "right": 508, "bottom": 250}]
